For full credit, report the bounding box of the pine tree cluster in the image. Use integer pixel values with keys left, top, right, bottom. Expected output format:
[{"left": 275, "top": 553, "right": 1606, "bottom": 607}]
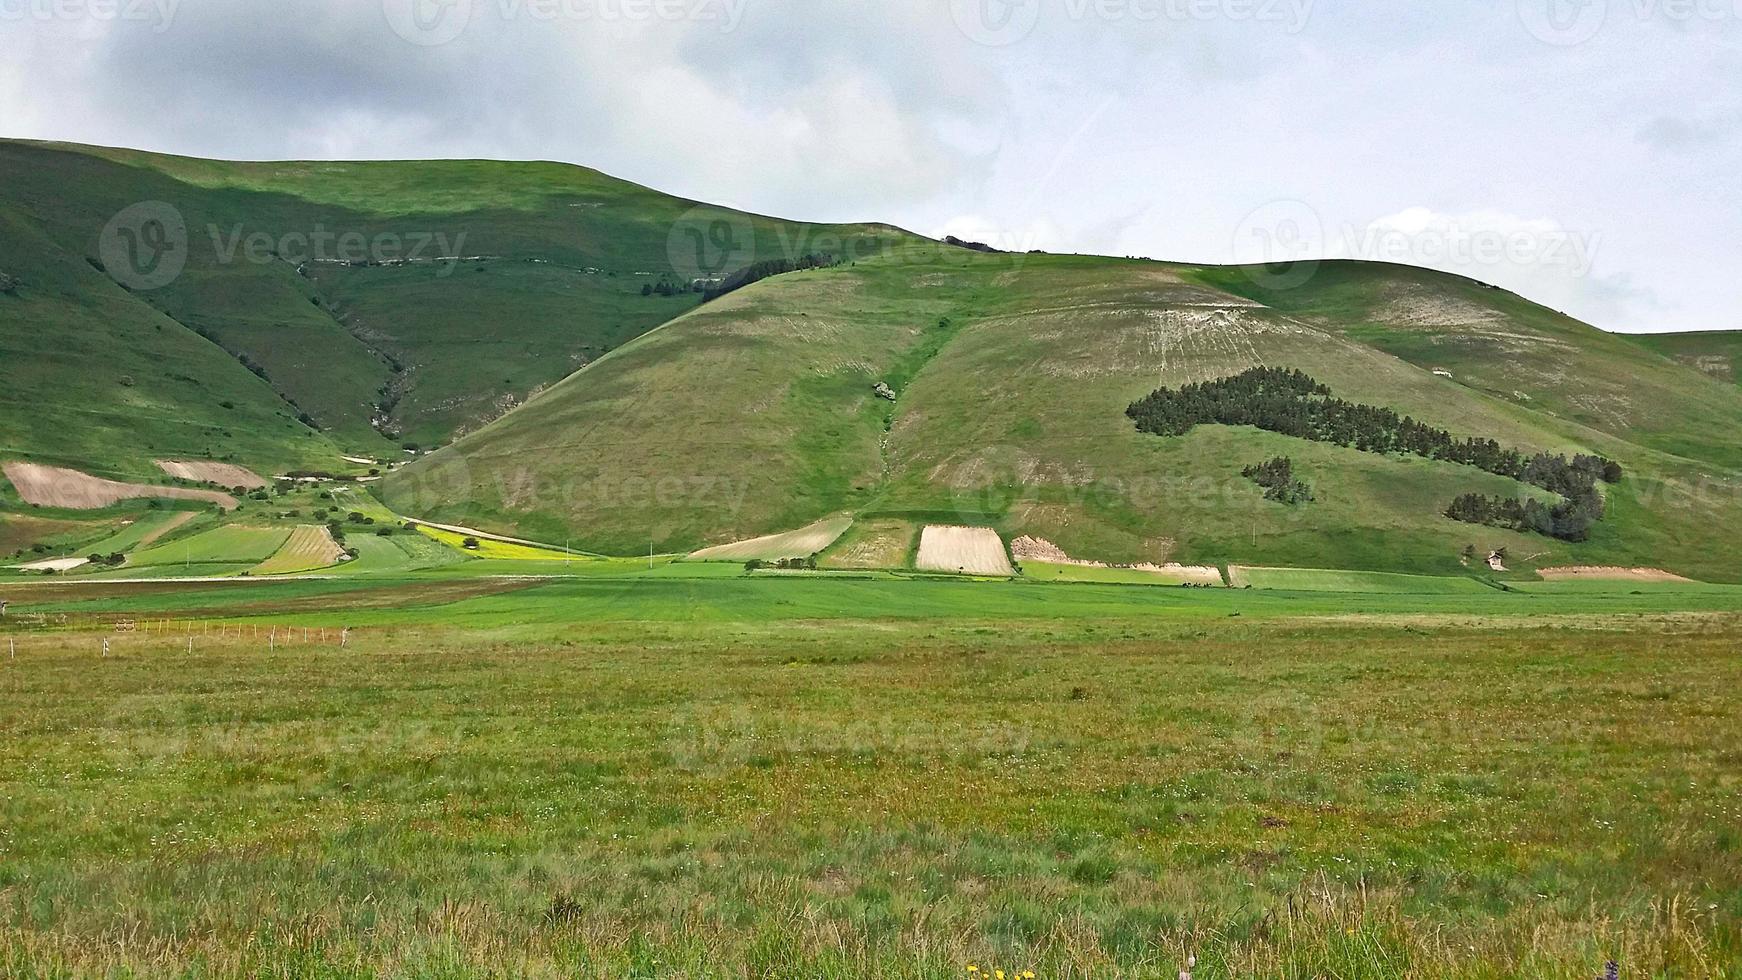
[
  {"left": 701, "top": 253, "right": 841, "bottom": 302},
  {"left": 1241, "top": 456, "right": 1313, "bottom": 505},
  {"left": 1126, "top": 367, "right": 1622, "bottom": 541}
]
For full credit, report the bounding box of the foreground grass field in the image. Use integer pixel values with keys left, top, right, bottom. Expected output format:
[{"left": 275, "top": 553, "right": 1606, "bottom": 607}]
[{"left": 1, "top": 574, "right": 1740, "bottom": 978}]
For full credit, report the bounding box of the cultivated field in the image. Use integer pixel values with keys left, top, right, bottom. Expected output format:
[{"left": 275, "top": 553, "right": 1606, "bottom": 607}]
[
  {"left": 819, "top": 518, "right": 917, "bottom": 569},
  {"left": 76, "top": 510, "right": 199, "bottom": 555},
  {"left": 1227, "top": 565, "right": 1498, "bottom": 594},
  {"left": 1537, "top": 565, "right": 1694, "bottom": 582},
  {"left": 3, "top": 461, "right": 237, "bottom": 510},
  {"left": 0, "top": 584, "right": 1738, "bottom": 978},
  {"left": 125, "top": 525, "right": 291, "bottom": 570},
  {"left": 155, "top": 459, "right": 269, "bottom": 489},
  {"left": 250, "top": 524, "right": 347, "bottom": 575},
  {"left": 915, "top": 525, "right": 1014, "bottom": 576},
  {"left": 690, "top": 516, "right": 854, "bottom": 562}
]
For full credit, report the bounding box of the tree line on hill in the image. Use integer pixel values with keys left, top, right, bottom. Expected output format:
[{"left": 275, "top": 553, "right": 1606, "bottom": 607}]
[
  {"left": 702, "top": 253, "right": 840, "bottom": 302},
  {"left": 641, "top": 253, "right": 843, "bottom": 302},
  {"left": 1127, "top": 367, "right": 1622, "bottom": 541}
]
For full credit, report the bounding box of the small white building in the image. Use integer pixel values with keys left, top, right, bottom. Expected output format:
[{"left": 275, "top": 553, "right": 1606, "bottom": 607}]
[{"left": 1432, "top": 368, "right": 1454, "bottom": 379}]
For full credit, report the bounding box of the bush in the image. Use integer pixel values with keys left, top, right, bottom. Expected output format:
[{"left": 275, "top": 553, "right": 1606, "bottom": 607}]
[{"left": 1242, "top": 456, "right": 1313, "bottom": 505}]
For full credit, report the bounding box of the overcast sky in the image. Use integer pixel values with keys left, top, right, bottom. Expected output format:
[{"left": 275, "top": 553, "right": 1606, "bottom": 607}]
[{"left": 3, "top": 0, "right": 1739, "bottom": 333}]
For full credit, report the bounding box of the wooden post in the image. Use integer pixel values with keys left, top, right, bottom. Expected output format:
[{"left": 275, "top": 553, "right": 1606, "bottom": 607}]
[
  {"left": 9, "top": 636, "right": 14, "bottom": 661},
  {"left": 269, "top": 627, "right": 275, "bottom": 652},
  {"left": 101, "top": 637, "right": 109, "bottom": 658}
]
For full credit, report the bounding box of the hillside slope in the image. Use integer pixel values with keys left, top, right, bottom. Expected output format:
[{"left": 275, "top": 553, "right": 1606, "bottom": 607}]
[
  {"left": 0, "top": 200, "right": 341, "bottom": 478},
  {"left": 389, "top": 246, "right": 1742, "bottom": 579},
  {"left": 1628, "top": 330, "right": 1742, "bottom": 389},
  {"left": 0, "top": 140, "right": 910, "bottom": 462}
]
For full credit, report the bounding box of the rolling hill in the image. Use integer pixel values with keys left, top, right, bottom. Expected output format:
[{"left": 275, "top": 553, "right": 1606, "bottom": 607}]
[
  {"left": 388, "top": 244, "right": 1742, "bottom": 580},
  {"left": 0, "top": 139, "right": 908, "bottom": 470},
  {"left": 1628, "top": 329, "right": 1742, "bottom": 389},
  {"left": 6, "top": 142, "right": 1742, "bottom": 580}
]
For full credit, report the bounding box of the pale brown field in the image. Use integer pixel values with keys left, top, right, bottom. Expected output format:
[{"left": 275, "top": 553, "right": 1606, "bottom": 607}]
[{"left": 3, "top": 462, "right": 237, "bottom": 510}]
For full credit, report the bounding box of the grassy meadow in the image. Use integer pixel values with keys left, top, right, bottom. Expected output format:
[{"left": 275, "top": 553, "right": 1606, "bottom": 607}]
[{"left": 0, "top": 580, "right": 1739, "bottom": 978}]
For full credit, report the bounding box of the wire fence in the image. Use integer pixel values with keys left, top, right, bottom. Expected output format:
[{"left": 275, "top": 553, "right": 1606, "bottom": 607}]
[{"left": 0, "top": 615, "right": 357, "bottom": 649}]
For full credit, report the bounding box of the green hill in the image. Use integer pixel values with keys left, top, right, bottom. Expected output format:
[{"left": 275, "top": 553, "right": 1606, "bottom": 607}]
[
  {"left": 7, "top": 141, "right": 1741, "bottom": 580},
  {"left": 0, "top": 139, "right": 907, "bottom": 466},
  {"left": 1627, "top": 329, "right": 1742, "bottom": 389},
  {"left": 388, "top": 245, "right": 1742, "bottom": 580}
]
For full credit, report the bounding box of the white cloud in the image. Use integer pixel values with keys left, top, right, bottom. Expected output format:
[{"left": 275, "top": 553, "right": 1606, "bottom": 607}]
[{"left": 1, "top": 0, "right": 1738, "bottom": 332}]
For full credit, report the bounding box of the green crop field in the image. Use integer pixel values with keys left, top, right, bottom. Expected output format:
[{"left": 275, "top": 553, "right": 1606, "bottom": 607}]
[
  {"left": 5, "top": 139, "right": 1742, "bottom": 978},
  {"left": 125, "top": 525, "right": 291, "bottom": 570},
  {"left": 0, "top": 571, "right": 1739, "bottom": 978}
]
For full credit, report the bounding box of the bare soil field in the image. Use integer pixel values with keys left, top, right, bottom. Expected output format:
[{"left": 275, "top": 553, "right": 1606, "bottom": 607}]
[
  {"left": 915, "top": 525, "right": 1013, "bottom": 576},
  {"left": 690, "top": 516, "right": 854, "bottom": 562},
  {"left": 3, "top": 462, "right": 237, "bottom": 510},
  {"left": 11, "top": 556, "right": 89, "bottom": 572},
  {"left": 1011, "top": 536, "right": 1222, "bottom": 585},
  {"left": 1537, "top": 566, "right": 1695, "bottom": 583},
  {"left": 155, "top": 460, "right": 268, "bottom": 489}
]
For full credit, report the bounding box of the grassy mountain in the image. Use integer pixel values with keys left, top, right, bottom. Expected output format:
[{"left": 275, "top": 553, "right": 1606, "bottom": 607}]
[
  {"left": 1627, "top": 330, "right": 1742, "bottom": 389},
  {"left": 8, "top": 141, "right": 1741, "bottom": 579},
  {"left": 0, "top": 139, "right": 906, "bottom": 466},
  {"left": 389, "top": 245, "right": 1742, "bottom": 580}
]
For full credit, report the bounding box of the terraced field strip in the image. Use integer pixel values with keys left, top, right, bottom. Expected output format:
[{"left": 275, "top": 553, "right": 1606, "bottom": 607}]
[
  {"left": 915, "top": 525, "right": 1014, "bottom": 577},
  {"left": 1022, "top": 562, "right": 1224, "bottom": 586},
  {"left": 128, "top": 526, "right": 293, "bottom": 569},
  {"left": 414, "top": 525, "right": 578, "bottom": 561},
  {"left": 690, "top": 515, "right": 854, "bottom": 562},
  {"left": 3, "top": 462, "right": 237, "bottom": 510},
  {"left": 154, "top": 460, "right": 268, "bottom": 489},
  {"left": 1228, "top": 565, "right": 1494, "bottom": 594},
  {"left": 252, "top": 526, "right": 348, "bottom": 576},
  {"left": 77, "top": 511, "right": 200, "bottom": 557},
  {"left": 819, "top": 519, "right": 918, "bottom": 569},
  {"left": 1536, "top": 566, "right": 1694, "bottom": 582}
]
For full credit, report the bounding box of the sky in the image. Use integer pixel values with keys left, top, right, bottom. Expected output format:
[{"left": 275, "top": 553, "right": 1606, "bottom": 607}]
[{"left": 2, "top": 0, "right": 1739, "bottom": 333}]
